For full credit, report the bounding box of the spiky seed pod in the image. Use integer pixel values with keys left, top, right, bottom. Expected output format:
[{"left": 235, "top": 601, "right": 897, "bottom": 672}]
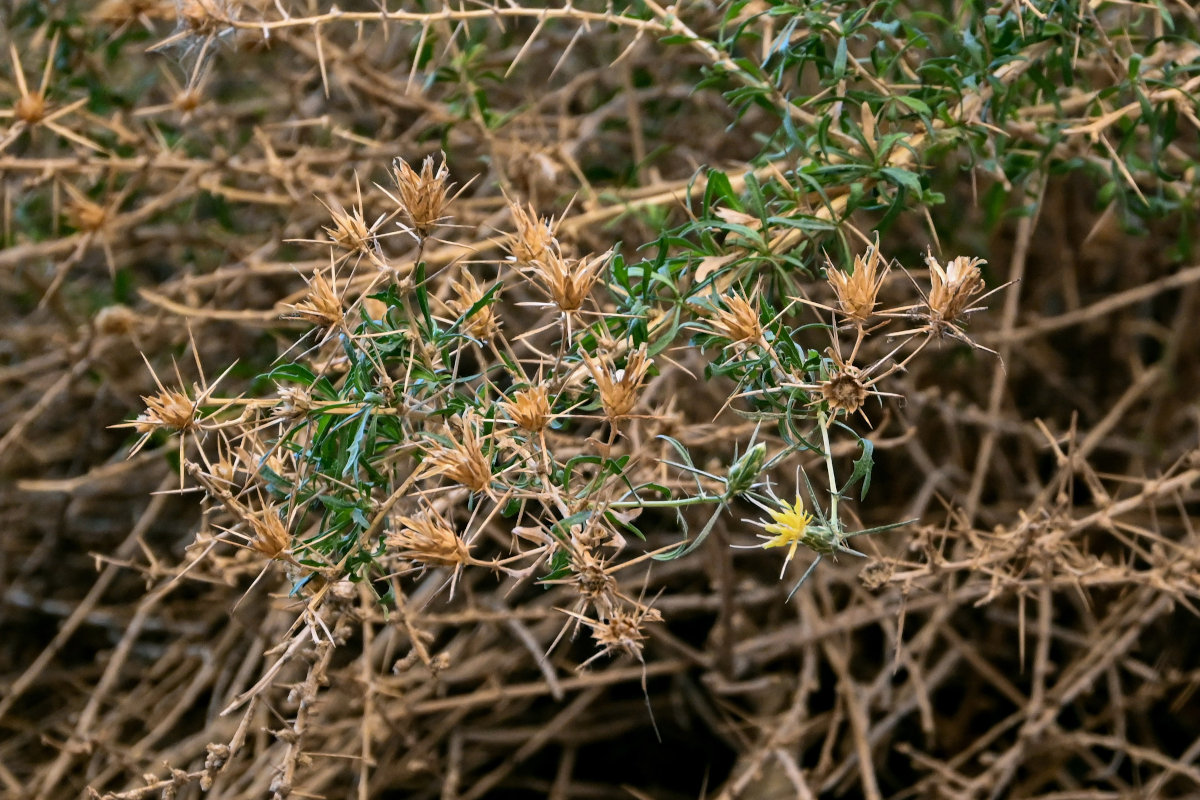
[
  {"left": 387, "top": 514, "right": 469, "bottom": 568},
  {"left": 525, "top": 250, "right": 609, "bottom": 313},
  {"left": 247, "top": 504, "right": 291, "bottom": 559},
  {"left": 820, "top": 363, "right": 869, "bottom": 416},
  {"left": 448, "top": 271, "right": 500, "bottom": 342},
  {"left": 585, "top": 603, "right": 663, "bottom": 663},
  {"left": 390, "top": 154, "right": 454, "bottom": 237},
  {"left": 281, "top": 272, "right": 343, "bottom": 330},
  {"left": 505, "top": 200, "right": 558, "bottom": 266},
  {"left": 502, "top": 385, "right": 552, "bottom": 432},
  {"left": 134, "top": 387, "right": 198, "bottom": 438},
  {"left": 422, "top": 414, "right": 493, "bottom": 494},
  {"left": 709, "top": 293, "right": 762, "bottom": 344},
  {"left": 572, "top": 548, "right": 619, "bottom": 619},
  {"left": 321, "top": 200, "right": 373, "bottom": 254},
  {"left": 827, "top": 239, "right": 889, "bottom": 323},
  {"left": 582, "top": 345, "right": 652, "bottom": 422},
  {"left": 926, "top": 253, "right": 986, "bottom": 325}
]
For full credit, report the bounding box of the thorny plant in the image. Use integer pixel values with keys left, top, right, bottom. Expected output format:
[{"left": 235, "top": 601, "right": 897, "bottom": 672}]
[{"left": 3, "top": 1, "right": 1200, "bottom": 799}]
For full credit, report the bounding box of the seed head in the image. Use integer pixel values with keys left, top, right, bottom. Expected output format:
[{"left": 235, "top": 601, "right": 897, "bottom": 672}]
[
  {"left": 273, "top": 386, "right": 315, "bottom": 422},
  {"left": 581, "top": 603, "right": 662, "bottom": 665},
  {"left": 390, "top": 153, "right": 454, "bottom": 237},
  {"left": 321, "top": 200, "right": 374, "bottom": 254},
  {"left": 709, "top": 292, "right": 762, "bottom": 344},
  {"left": 14, "top": 92, "right": 47, "bottom": 124},
  {"left": 502, "top": 384, "right": 552, "bottom": 432},
  {"left": 422, "top": 414, "right": 493, "bottom": 494},
  {"left": 582, "top": 345, "right": 652, "bottom": 422},
  {"left": 95, "top": 305, "right": 137, "bottom": 337},
  {"left": 247, "top": 503, "right": 291, "bottom": 559},
  {"left": 134, "top": 387, "right": 199, "bottom": 437},
  {"left": 572, "top": 548, "right": 618, "bottom": 619},
  {"left": 387, "top": 513, "right": 470, "bottom": 568},
  {"left": 66, "top": 195, "right": 107, "bottom": 232},
  {"left": 282, "top": 271, "right": 344, "bottom": 330},
  {"left": 926, "top": 253, "right": 986, "bottom": 325},
  {"left": 524, "top": 250, "right": 609, "bottom": 313},
  {"left": 505, "top": 200, "right": 558, "bottom": 266},
  {"left": 820, "top": 362, "right": 868, "bottom": 416},
  {"left": 827, "top": 238, "right": 889, "bottom": 323},
  {"left": 448, "top": 270, "right": 500, "bottom": 342}
]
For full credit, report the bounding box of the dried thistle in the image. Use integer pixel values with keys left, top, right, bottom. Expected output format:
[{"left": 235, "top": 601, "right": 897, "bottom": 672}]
[
  {"left": 582, "top": 345, "right": 652, "bottom": 422},
  {"left": 387, "top": 513, "right": 470, "bottom": 568},
  {"left": 273, "top": 386, "right": 315, "bottom": 422},
  {"left": 571, "top": 547, "right": 619, "bottom": 619},
  {"left": 502, "top": 384, "right": 552, "bottom": 432},
  {"left": 505, "top": 200, "right": 558, "bottom": 266},
  {"left": 827, "top": 237, "right": 889, "bottom": 323},
  {"left": 820, "top": 360, "right": 868, "bottom": 417},
  {"left": 94, "top": 305, "right": 137, "bottom": 337},
  {"left": 572, "top": 602, "right": 663, "bottom": 667},
  {"left": 422, "top": 414, "right": 494, "bottom": 494},
  {"left": 247, "top": 503, "right": 291, "bottom": 559},
  {"left": 388, "top": 153, "right": 454, "bottom": 237},
  {"left": 709, "top": 292, "right": 763, "bottom": 344},
  {"left": 320, "top": 199, "right": 375, "bottom": 255},
  {"left": 926, "top": 253, "right": 987, "bottom": 326},
  {"left": 281, "top": 271, "right": 344, "bottom": 330},
  {"left": 447, "top": 270, "right": 500, "bottom": 342},
  {"left": 522, "top": 249, "right": 610, "bottom": 313}
]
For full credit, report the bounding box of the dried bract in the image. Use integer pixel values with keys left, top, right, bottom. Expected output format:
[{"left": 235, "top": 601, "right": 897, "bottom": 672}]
[
  {"left": 927, "top": 253, "right": 986, "bottom": 326},
  {"left": 422, "top": 414, "right": 493, "bottom": 494},
  {"left": 525, "top": 250, "right": 609, "bottom": 313},
  {"left": 827, "top": 238, "right": 889, "bottom": 323},
  {"left": 390, "top": 153, "right": 454, "bottom": 237},
  {"left": 448, "top": 271, "right": 500, "bottom": 342},
  {"left": 282, "top": 272, "right": 344, "bottom": 330},
  {"left": 502, "top": 385, "right": 552, "bottom": 432},
  {"left": 583, "top": 346, "right": 652, "bottom": 422},
  {"left": 387, "top": 514, "right": 469, "bottom": 568},
  {"left": 709, "top": 293, "right": 762, "bottom": 344}
]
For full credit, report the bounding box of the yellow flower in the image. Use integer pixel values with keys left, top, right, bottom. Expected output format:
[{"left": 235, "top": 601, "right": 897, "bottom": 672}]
[{"left": 759, "top": 497, "right": 815, "bottom": 572}]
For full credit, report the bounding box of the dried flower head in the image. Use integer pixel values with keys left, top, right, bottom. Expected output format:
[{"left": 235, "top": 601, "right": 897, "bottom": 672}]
[
  {"left": 505, "top": 200, "right": 558, "bottom": 266},
  {"left": 576, "top": 603, "right": 663, "bottom": 667},
  {"left": 273, "top": 386, "right": 315, "bottom": 421},
  {"left": 389, "top": 153, "right": 454, "bottom": 237},
  {"left": 709, "top": 292, "right": 763, "bottom": 345},
  {"left": 582, "top": 345, "right": 652, "bottom": 422},
  {"left": 387, "top": 513, "right": 470, "bottom": 568},
  {"left": 131, "top": 387, "right": 199, "bottom": 444},
  {"left": 447, "top": 270, "right": 500, "bottom": 342},
  {"left": 65, "top": 193, "right": 107, "bottom": 232},
  {"left": 827, "top": 237, "right": 889, "bottom": 323},
  {"left": 422, "top": 414, "right": 494, "bottom": 494},
  {"left": 926, "top": 253, "right": 986, "bottom": 326},
  {"left": 95, "top": 304, "right": 137, "bottom": 336},
  {"left": 282, "top": 271, "right": 344, "bottom": 330},
  {"left": 524, "top": 250, "right": 609, "bottom": 313},
  {"left": 502, "top": 384, "right": 552, "bottom": 432},
  {"left": 572, "top": 547, "right": 619, "bottom": 619},
  {"left": 320, "top": 199, "right": 374, "bottom": 254},
  {"left": 247, "top": 503, "right": 291, "bottom": 559},
  {"left": 820, "top": 361, "right": 868, "bottom": 416}
]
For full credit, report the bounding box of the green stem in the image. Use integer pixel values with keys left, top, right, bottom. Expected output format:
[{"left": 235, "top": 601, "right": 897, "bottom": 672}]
[{"left": 818, "top": 411, "right": 840, "bottom": 526}]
